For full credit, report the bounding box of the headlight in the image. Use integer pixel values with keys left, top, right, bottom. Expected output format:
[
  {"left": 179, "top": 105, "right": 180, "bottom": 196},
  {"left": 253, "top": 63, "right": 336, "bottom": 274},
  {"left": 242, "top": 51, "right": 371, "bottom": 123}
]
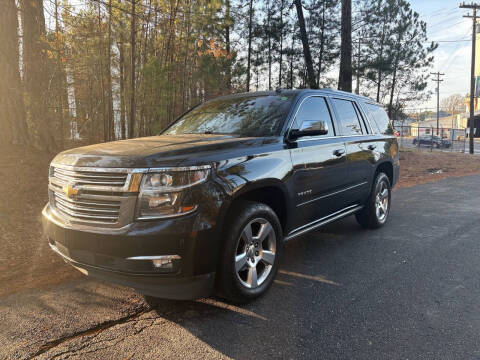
[{"left": 135, "top": 166, "right": 210, "bottom": 220}]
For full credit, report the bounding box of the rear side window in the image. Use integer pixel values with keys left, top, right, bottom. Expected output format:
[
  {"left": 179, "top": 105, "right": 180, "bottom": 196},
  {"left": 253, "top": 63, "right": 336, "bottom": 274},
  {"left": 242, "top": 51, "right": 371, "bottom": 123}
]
[
  {"left": 364, "top": 103, "right": 393, "bottom": 135},
  {"left": 331, "top": 98, "right": 364, "bottom": 136},
  {"left": 294, "top": 97, "right": 335, "bottom": 137}
]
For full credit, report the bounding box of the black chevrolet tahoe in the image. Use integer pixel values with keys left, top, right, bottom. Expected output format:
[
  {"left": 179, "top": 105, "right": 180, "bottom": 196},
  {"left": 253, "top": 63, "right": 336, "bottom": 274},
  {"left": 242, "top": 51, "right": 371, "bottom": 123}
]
[{"left": 43, "top": 89, "right": 399, "bottom": 303}]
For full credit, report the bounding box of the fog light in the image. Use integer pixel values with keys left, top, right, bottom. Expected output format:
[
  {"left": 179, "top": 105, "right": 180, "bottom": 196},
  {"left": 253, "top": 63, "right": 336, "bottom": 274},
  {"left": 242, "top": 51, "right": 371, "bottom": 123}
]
[
  {"left": 126, "top": 254, "right": 181, "bottom": 270},
  {"left": 152, "top": 259, "right": 174, "bottom": 269}
]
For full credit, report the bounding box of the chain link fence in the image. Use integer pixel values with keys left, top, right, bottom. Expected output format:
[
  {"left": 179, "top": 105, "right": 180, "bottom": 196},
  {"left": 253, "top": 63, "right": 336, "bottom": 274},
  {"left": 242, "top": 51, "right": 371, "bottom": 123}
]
[{"left": 394, "top": 125, "right": 468, "bottom": 153}]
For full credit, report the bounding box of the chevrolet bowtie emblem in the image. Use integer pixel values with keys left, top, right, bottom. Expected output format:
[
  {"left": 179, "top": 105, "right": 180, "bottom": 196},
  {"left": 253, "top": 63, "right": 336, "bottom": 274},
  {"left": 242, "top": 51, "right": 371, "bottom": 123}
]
[{"left": 63, "top": 184, "right": 79, "bottom": 198}]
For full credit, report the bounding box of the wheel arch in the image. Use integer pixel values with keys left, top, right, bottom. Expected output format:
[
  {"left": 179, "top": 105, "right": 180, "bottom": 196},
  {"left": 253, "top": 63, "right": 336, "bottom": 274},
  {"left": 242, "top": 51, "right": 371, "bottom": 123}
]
[
  {"left": 220, "top": 179, "right": 290, "bottom": 235},
  {"left": 375, "top": 160, "right": 394, "bottom": 186}
]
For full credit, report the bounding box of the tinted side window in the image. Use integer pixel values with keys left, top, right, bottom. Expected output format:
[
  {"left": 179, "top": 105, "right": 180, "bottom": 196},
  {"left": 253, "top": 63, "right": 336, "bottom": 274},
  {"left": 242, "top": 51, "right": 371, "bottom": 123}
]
[
  {"left": 364, "top": 103, "right": 393, "bottom": 135},
  {"left": 332, "top": 98, "right": 363, "bottom": 135},
  {"left": 294, "top": 97, "right": 334, "bottom": 137}
]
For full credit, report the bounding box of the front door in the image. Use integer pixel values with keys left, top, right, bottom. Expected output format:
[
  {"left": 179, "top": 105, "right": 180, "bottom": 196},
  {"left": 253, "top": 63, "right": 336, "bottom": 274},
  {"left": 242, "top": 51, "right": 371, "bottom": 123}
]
[{"left": 288, "top": 96, "right": 350, "bottom": 232}]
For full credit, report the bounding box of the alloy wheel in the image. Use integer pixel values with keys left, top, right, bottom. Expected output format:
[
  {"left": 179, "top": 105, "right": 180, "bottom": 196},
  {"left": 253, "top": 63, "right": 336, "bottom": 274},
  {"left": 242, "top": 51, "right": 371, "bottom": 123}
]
[
  {"left": 234, "top": 217, "right": 276, "bottom": 289},
  {"left": 375, "top": 180, "right": 389, "bottom": 223}
]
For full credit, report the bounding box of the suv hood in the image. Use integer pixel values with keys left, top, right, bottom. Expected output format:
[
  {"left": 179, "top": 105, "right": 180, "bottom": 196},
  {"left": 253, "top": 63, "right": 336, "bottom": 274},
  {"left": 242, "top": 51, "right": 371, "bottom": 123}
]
[{"left": 52, "top": 134, "right": 274, "bottom": 168}]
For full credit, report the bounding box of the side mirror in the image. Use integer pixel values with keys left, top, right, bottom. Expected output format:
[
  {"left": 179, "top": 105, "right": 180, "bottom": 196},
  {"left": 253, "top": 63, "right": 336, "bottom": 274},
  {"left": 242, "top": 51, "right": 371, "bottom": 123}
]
[{"left": 288, "top": 120, "right": 329, "bottom": 140}]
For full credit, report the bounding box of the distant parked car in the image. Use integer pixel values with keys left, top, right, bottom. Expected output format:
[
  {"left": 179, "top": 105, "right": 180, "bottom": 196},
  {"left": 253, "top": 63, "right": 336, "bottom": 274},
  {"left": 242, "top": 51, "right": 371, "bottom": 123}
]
[{"left": 413, "top": 135, "right": 451, "bottom": 148}]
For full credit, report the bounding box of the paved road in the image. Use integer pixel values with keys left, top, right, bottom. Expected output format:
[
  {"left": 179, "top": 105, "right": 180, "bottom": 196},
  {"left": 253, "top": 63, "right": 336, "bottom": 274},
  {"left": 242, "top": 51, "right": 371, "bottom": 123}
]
[{"left": 1, "top": 175, "right": 480, "bottom": 359}]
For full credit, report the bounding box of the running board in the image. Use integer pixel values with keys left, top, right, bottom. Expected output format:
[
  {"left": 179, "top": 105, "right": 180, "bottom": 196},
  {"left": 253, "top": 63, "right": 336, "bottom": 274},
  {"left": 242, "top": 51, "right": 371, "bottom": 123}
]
[{"left": 284, "top": 205, "right": 364, "bottom": 241}]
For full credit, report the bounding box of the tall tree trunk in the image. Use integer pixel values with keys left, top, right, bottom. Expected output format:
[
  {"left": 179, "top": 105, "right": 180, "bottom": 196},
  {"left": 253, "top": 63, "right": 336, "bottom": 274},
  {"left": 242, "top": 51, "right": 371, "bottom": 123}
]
[
  {"left": 54, "top": 0, "right": 65, "bottom": 149},
  {"left": 246, "top": 0, "right": 253, "bottom": 92},
  {"left": 316, "top": 2, "right": 325, "bottom": 86},
  {"left": 376, "top": 22, "right": 386, "bottom": 102},
  {"left": 0, "top": 0, "right": 29, "bottom": 146},
  {"left": 278, "top": 0, "right": 284, "bottom": 88},
  {"left": 129, "top": 0, "right": 136, "bottom": 138},
  {"left": 338, "top": 0, "right": 352, "bottom": 92},
  {"left": 119, "top": 38, "right": 126, "bottom": 140},
  {"left": 294, "top": 0, "right": 316, "bottom": 89},
  {"left": 22, "top": 0, "right": 57, "bottom": 151},
  {"left": 289, "top": 34, "right": 294, "bottom": 89},
  {"left": 107, "top": 0, "right": 114, "bottom": 141},
  {"left": 267, "top": 3, "right": 272, "bottom": 90},
  {"left": 225, "top": 0, "right": 231, "bottom": 90},
  {"left": 388, "top": 34, "right": 402, "bottom": 118},
  {"left": 96, "top": 3, "right": 107, "bottom": 142}
]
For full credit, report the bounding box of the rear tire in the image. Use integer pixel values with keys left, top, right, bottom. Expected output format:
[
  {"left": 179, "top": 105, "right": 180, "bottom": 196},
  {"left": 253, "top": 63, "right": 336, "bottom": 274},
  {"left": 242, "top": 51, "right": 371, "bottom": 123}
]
[
  {"left": 216, "top": 201, "right": 283, "bottom": 303},
  {"left": 355, "top": 172, "right": 391, "bottom": 229}
]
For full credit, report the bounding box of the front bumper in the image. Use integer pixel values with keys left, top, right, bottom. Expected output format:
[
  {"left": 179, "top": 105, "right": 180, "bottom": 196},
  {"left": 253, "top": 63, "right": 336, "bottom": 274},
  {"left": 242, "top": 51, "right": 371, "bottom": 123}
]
[{"left": 42, "top": 204, "right": 219, "bottom": 299}]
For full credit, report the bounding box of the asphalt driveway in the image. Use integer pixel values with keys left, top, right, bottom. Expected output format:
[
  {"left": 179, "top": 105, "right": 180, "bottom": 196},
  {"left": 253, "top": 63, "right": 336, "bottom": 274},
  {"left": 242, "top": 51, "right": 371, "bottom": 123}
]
[{"left": 1, "top": 175, "right": 480, "bottom": 359}]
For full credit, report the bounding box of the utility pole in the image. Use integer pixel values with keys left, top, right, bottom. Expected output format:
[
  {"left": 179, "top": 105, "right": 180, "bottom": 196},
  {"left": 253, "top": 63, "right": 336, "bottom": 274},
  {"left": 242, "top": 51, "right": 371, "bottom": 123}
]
[
  {"left": 460, "top": 2, "right": 479, "bottom": 154},
  {"left": 430, "top": 72, "right": 444, "bottom": 136}
]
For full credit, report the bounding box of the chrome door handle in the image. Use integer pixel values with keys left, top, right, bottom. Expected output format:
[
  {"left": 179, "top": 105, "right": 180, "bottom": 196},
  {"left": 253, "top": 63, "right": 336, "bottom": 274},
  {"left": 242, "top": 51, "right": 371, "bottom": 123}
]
[{"left": 333, "top": 149, "right": 345, "bottom": 157}]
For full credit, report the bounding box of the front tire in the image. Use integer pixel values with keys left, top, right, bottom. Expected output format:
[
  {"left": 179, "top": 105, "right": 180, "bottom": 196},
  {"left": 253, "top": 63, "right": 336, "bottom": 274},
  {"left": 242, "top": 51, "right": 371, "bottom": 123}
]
[
  {"left": 355, "top": 172, "right": 391, "bottom": 229},
  {"left": 216, "top": 201, "right": 283, "bottom": 303}
]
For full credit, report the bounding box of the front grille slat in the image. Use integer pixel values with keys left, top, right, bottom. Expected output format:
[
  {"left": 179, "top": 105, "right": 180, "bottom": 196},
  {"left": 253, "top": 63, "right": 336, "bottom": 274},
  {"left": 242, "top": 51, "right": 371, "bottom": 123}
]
[
  {"left": 53, "top": 169, "right": 127, "bottom": 186},
  {"left": 54, "top": 192, "right": 120, "bottom": 209},
  {"left": 54, "top": 168, "right": 128, "bottom": 179},
  {"left": 49, "top": 165, "right": 133, "bottom": 226},
  {"left": 55, "top": 202, "right": 119, "bottom": 222},
  {"left": 54, "top": 197, "right": 119, "bottom": 214}
]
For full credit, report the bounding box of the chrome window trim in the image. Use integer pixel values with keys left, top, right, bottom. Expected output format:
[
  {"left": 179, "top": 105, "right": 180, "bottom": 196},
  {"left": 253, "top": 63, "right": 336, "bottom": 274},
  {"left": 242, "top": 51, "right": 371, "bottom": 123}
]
[
  {"left": 332, "top": 96, "right": 377, "bottom": 134},
  {"left": 287, "top": 95, "right": 337, "bottom": 138},
  {"left": 355, "top": 100, "right": 377, "bottom": 134},
  {"left": 294, "top": 134, "right": 375, "bottom": 143},
  {"left": 286, "top": 94, "right": 379, "bottom": 141},
  {"left": 330, "top": 97, "right": 369, "bottom": 136}
]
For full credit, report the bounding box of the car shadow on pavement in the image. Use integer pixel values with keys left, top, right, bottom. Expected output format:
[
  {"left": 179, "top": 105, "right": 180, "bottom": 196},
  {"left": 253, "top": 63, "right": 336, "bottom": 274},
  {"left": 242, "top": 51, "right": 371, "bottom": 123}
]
[{"left": 145, "top": 217, "right": 364, "bottom": 359}]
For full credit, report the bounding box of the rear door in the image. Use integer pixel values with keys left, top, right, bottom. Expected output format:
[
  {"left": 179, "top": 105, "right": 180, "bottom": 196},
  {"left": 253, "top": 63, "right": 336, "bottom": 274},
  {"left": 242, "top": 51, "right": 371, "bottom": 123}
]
[
  {"left": 330, "top": 97, "right": 376, "bottom": 205},
  {"left": 288, "top": 96, "right": 350, "bottom": 231}
]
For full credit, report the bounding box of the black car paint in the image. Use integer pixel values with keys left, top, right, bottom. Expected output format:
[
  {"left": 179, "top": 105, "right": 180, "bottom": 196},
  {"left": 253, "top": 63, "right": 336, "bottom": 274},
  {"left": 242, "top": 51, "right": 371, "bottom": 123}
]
[{"left": 43, "top": 89, "right": 399, "bottom": 299}]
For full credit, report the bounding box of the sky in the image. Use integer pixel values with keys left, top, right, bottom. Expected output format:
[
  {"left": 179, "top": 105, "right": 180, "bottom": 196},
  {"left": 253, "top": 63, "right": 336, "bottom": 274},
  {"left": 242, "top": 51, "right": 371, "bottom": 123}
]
[{"left": 410, "top": 0, "right": 473, "bottom": 112}]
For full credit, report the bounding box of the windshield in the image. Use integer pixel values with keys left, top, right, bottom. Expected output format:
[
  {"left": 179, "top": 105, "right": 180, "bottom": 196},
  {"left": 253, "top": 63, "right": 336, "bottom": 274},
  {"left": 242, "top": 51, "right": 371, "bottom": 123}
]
[{"left": 163, "top": 94, "right": 295, "bottom": 137}]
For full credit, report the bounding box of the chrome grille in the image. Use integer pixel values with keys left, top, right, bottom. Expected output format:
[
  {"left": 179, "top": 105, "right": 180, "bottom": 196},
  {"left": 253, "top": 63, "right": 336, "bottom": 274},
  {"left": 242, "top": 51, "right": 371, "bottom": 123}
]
[
  {"left": 53, "top": 191, "right": 121, "bottom": 224},
  {"left": 53, "top": 167, "right": 128, "bottom": 188},
  {"left": 48, "top": 164, "right": 142, "bottom": 227}
]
